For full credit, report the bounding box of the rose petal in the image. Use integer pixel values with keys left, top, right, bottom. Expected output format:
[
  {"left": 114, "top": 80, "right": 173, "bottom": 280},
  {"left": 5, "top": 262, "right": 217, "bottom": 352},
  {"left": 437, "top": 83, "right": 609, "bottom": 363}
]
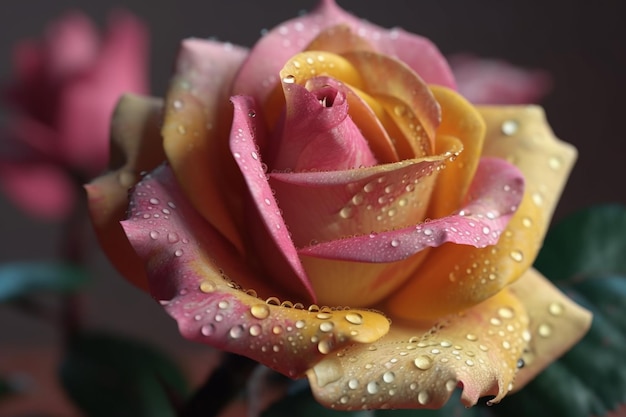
[
  {"left": 57, "top": 10, "right": 149, "bottom": 173},
  {"left": 270, "top": 78, "right": 377, "bottom": 172},
  {"left": 387, "top": 106, "right": 577, "bottom": 320},
  {"left": 308, "top": 288, "right": 529, "bottom": 409},
  {"left": 44, "top": 11, "right": 99, "bottom": 79},
  {"left": 342, "top": 51, "right": 441, "bottom": 158},
  {"left": 426, "top": 86, "right": 486, "bottom": 219},
  {"left": 230, "top": 95, "right": 315, "bottom": 302},
  {"left": 300, "top": 157, "right": 523, "bottom": 262},
  {"left": 508, "top": 268, "right": 592, "bottom": 391},
  {"left": 0, "top": 161, "right": 75, "bottom": 219},
  {"left": 162, "top": 39, "right": 248, "bottom": 253},
  {"left": 450, "top": 54, "right": 552, "bottom": 105},
  {"left": 86, "top": 94, "right": 165, "bottom": 290},
  {"left": 233, "top": 0, "right": 453, "bottom": 103},
  {"left": 122, "top": 164, "right": 389, "bottom": 378}
]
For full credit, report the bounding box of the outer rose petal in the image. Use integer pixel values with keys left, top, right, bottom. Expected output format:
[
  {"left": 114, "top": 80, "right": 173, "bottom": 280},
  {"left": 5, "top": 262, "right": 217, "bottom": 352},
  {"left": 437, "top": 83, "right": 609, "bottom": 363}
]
[
  {"left": 308, "top": 288, "right": 529, "bottom": 409},
  {"left": 86, "top": 94, "right": 165, "bottom": 290},
  {"left": 300, "top": 157, "right": 523, "bottom": 262},
  {"left": 162, "top": 39, "right": 248, "bottom": 253},
  {"left": 450, "top": 54, "right": 552, "bottom": 105},
  {"left": 0, "top": 161, "right": 75, "bottom": 219},
  {"left": 508, "top": 268, "right": 592, "bottom": 390},
  {"left": 233, "top": 0, "right": 453, "bottom": 103},
  {"left": 122, "top": 164, "right": 390, "bottom": 377},
  {"left": 57, "top": 10, "right": 149, "bottom": 174},
  {"left": 388, "top": 106, "right": 577, "bottom": 320}
]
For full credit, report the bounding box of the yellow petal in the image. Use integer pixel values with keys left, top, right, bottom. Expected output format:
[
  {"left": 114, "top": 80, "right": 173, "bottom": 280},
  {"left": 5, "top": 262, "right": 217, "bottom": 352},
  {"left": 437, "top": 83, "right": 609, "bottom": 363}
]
[
  {"left": 342, "top": 51, "right": 441, "bottom": 158},
  {"left": 427, "top": 86, "right": 486, "bottom": 218},
  {"left": 86, "top": 94, "right": 165, "bottom": 290},
  {"left": 308, "top": 289, "right": 529, "bottom": 409},
  {"left": 162, "top": 39, "right": 248, "bottom": 253},
  {"left": 508, "top": 268, "right": 592, "bottom": 391},
  {"left": 388, "top": 105, "right": 576, "bottom": 320}
]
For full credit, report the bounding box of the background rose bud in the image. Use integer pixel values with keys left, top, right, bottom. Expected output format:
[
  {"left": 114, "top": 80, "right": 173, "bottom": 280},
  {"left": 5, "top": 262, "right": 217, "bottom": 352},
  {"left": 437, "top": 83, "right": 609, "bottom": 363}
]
[
  {"left": 0, "top": 10, "right": 148, "bottom": 219},
  {"left": 88, "top": 0, "right": 591, "bottom": 410}
]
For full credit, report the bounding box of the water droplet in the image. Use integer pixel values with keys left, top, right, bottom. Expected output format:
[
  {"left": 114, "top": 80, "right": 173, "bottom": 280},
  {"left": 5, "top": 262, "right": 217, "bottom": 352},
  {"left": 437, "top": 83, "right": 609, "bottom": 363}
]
[
  {"left": 218, "top": 300, "right": 229, "bottom": 310},
  {"left": 167, "top": 233, "right": 180, "bottom": 243},
  {"left": 445, "top": 379, "right": 457, "bottom": 392},
  {"left": 367, "top": 381, "right": 380, "bottom": 394},
  {"left": 509, "top": 250, "right": 524, "bottom": 262},
  {"left": 272, "top": 325, "right": 283, "bottom": 335},
  {"left": 339, "top": 396, "right": 349, "bottom": 405},
  {"left": 248, "top": 110, "right": 256, "bottom": 118},
  {"left": 548, "top": 156, "right": 562, "bottom": 170},
  {"left": 501, "top": 120, "right": 519, "bottom": 136},
  {"left": 282, "top": 75, "right": 296, "bottom": 84},
  {"left": 251, "top": 304, "right": 270, "bottom": 319},
  {"left": 177, "top": 125, "right": 187, "bottom": 135},
  {"left": 532, "top": 192, "right": 544, "bottom": 206},
  {"left": 498, "top": 307, "right": 515, "bottom": 319},
  {"left": 319, "top": 322, "right": 334, "bottom": 333},
  {"left": 522, "top": 217, "right": 533, "bottom": 228},
  {"left": 417, "top": 391, "right": 430, "bottom": 405},
  {"left": 351, "top": 194, "right": 364, "bottom": 205},
  {"left": 348, "top": 379, "right": 359, "bottom": 389},
  {"left": 200, "top": 281, "right": 216, "bottom": 293},
  {"left": 149, "top": 198, "right": 159, "bottom": 205},
  {"left": 229, "top": 325, "right": 244, "bottom": 339},
  {"left": 390, "top": 239, "right": 400, "bottom": 248},
  {"left": 345, "top": 312, "right": 363, "bottom": 325},
  {"left": 538, "top": 323, "right": 552, "bottom": 338},
  {"left": 317, "top": 340, "right": 332, "bottom": 354},
  {"left": 174, "top": 249, "right": 184, "bottom": 257},
  {"left": 339, "top": 206, "right": 353, "bottom": 219},
  {"left": 548, "top": 302, "right": 564, "bottom": 316},
  {"left": 414, "top": 355, "right": 434, "bottom": 370},
  {"left": 466, "top": 333, "right": 478, "bottom": 341},
  {"left": 249, "top": 324, "right": 262, "bottom": 336},
  {"left": 383, "top": 371, "right": 395, "bottom": 383},
  {"left": 423, "top": 228, "right": 433, "bottom": 236},
  {"left": 465, "top": 359, "right": 475, "bottom": 366},
  {"left": 201, "top": 324, "right": 215, "bottom": 336},
  {"left": 393, "top": 105, "right": 406, "bottom": 117},
  {"left": 149, "top": 231, "right": 159, "bottom": 240}
]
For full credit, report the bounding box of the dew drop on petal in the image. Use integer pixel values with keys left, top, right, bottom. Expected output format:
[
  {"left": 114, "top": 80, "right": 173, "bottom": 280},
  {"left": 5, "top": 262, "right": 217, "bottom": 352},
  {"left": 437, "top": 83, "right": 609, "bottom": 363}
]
[{"left": 250, "top": 304, "right": 270, "bottom": 319}]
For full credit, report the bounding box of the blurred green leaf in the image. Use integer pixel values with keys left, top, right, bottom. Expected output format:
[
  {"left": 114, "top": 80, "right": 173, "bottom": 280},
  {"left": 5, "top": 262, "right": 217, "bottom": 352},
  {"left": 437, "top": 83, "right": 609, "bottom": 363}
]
[
  {"left": 0, "top": 262, "right": 88, "bottom": 302},
  {"left": 495, "top": 205, "right": 626, "bottom": 417},
  {"left": 59, "top": 332, "right": 189, "bottom": 417},
  {"left": 535, "top": 204, "right": 626, "bottom": 281}
]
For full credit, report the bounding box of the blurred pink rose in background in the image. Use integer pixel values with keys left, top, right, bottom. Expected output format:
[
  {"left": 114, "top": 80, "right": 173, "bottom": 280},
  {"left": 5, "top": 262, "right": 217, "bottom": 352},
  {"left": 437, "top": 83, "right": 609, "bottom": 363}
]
[
  {"left": 0, "top": 10, "right": 148, "bottom": 219},
  {"left": 449, "top": 53, "right": 552, "bottom": 105}
]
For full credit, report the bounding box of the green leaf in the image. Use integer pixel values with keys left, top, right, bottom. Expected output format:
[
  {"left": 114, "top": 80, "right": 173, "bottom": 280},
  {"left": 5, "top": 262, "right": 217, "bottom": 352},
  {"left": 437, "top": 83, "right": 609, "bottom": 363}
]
[
  {"left": 59, "top": 332, "right": 189, "bottom": 417},
  {"left": 535, "top": 204, "right": 626, "bottom": 282},
  {"left": 494, "top": 205, "right": 626, "bottom": 417},
  {"left": 0, "top": 262, "right": 89, "bottom": 302}
]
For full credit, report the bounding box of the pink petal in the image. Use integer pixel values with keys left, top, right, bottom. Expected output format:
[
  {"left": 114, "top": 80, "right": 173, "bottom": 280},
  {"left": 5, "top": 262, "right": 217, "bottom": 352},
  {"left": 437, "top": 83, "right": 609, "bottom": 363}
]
[
  {"left": 269, "top": 77, "right": 377, "bottom": 172},
  {"left": 44, "top": 11, "right": 99, "bottom": 80},
  {"left": 230, "top": 95, "right": 315, "bottom": 302},
  {"left": 449, "top": 54, "right": 552, "bottom": 104},
  {"left": 121, "top": 164, "right": 389, "bottom": 377},
  {"left": 0, "top": 161, "right": 75, "bottom": 219},
  {"left": 57, "top": 10, "right": 149, "bottom": 174},
  {"left": 299, "top": 157, "right": 524, "bottom": 262},
  {"left": 233, "top": 0, "right": 453, "bottom": 103},
  {"left": 268, "top": 156, "right": 450, "bottom": 248}
]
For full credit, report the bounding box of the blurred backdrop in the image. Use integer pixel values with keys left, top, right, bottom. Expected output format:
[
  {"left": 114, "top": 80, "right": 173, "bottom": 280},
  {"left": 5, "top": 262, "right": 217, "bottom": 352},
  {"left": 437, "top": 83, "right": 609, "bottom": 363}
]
[{"left": 1, "top": 0, "right": 625, "bottom": 414}]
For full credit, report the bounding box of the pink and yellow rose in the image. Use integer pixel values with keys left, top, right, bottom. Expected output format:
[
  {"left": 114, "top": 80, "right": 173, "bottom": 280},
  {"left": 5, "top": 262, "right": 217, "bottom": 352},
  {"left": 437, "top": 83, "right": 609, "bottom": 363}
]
[
  {"left": 1, "top": 10, "right": 148, "bottom": 219},
  {"left": 88, "top": 0, "right": 590, "bottom": 410}
]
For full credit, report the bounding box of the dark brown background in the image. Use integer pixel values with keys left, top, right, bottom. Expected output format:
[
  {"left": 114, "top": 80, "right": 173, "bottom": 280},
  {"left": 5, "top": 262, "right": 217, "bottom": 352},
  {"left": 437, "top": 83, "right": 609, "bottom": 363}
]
[{"left": 0, "top": 0, "right": 625, "bottom": 412}]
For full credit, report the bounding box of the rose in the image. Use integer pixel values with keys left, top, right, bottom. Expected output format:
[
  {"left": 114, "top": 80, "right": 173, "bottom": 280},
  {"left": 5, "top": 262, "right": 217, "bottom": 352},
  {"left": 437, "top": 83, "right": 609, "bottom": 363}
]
[
  {"left": 88, "top": 0, "right": 590, "bottom": 410},
  {"left": 0, "top": 10, "right": 148, "bottom": 219}
]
